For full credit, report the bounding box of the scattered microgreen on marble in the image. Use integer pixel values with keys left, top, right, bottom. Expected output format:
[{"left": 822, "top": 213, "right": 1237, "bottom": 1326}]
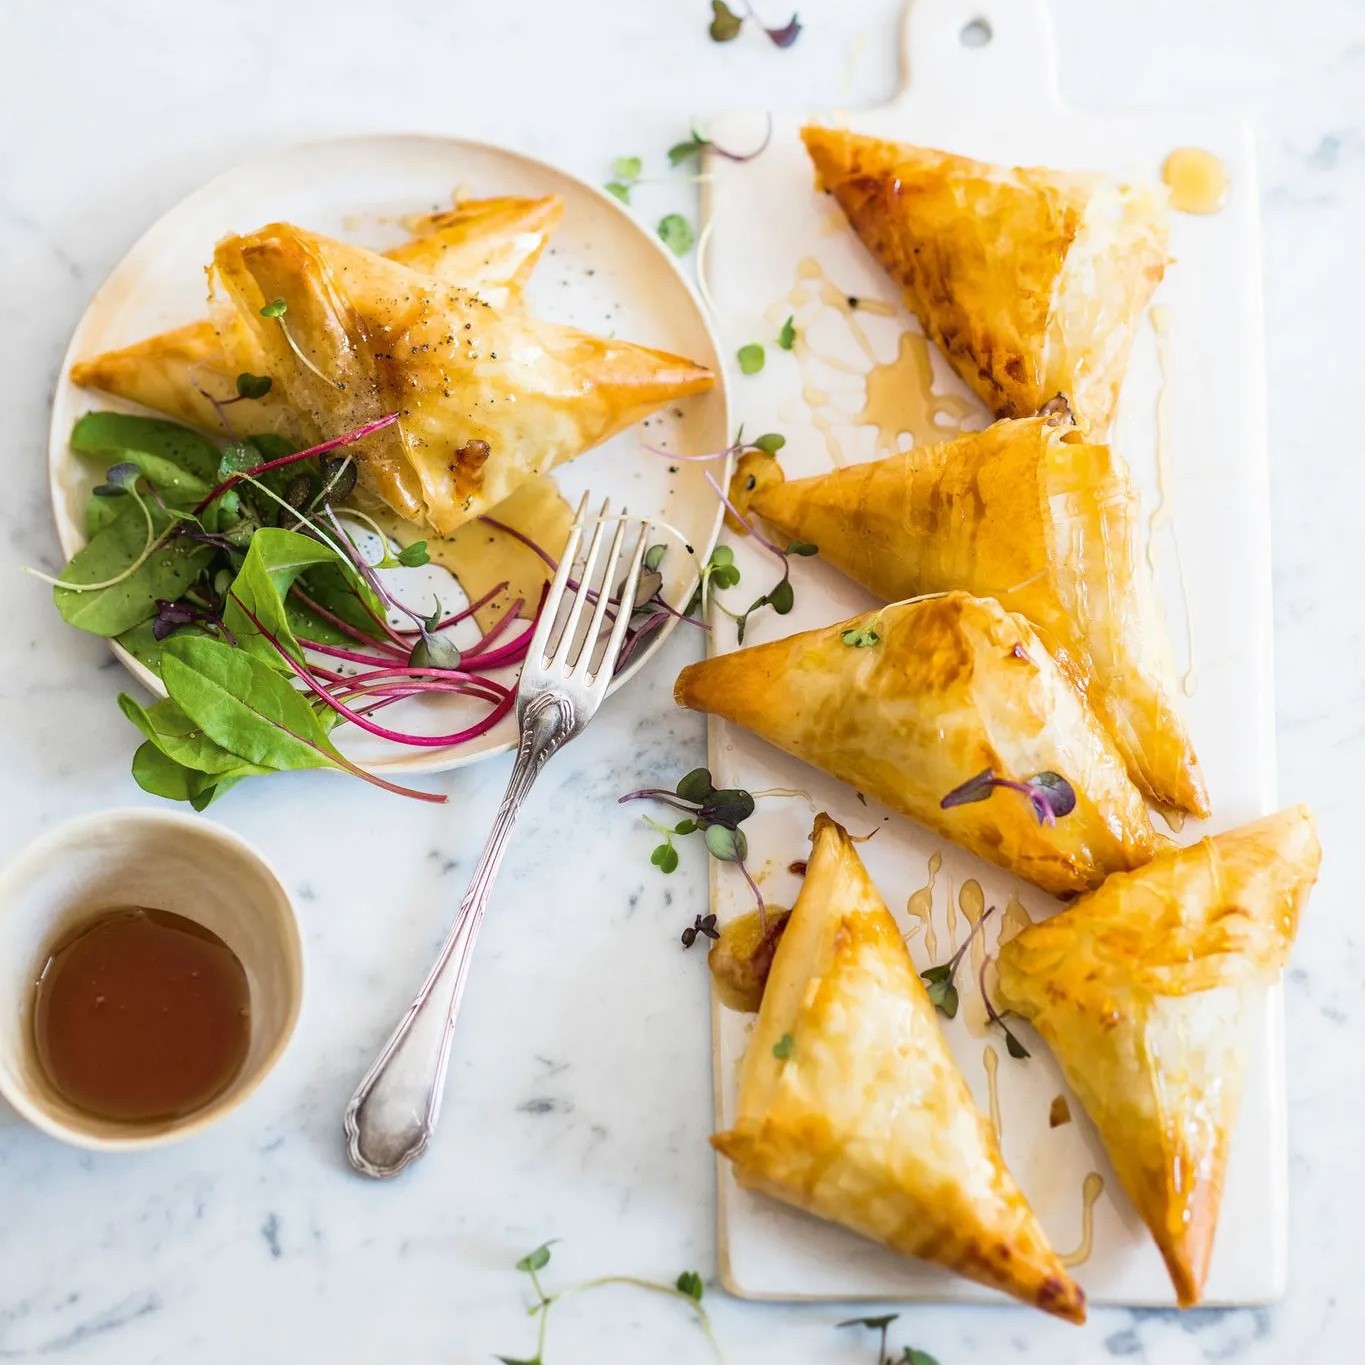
[
  {"left": 499, "top": 1240, "right": 722, "bottom": 1364},
  {"left": 620, "top": 767, "right": 766, "bottom": 925},
  {"left": 708, "top": 0, "right": 801, "bottom": 46},
  {"left": 736, "top": 343, "right": 765, "bottom": 375},
  {"left": 919, "top": 906, "right": 996, "bottom": 1020},
  {"left": 657, "top": 212, "right": 696, "bottom": 255},
  {"left": 838, "top": 1314, "right": 942, "bottom": 1365},
  {"left": 681, "top": 913, "right": 720, "bottom": 949},
  {"left": 940, "top": 768, "right": 1077, "bottom": 826}
]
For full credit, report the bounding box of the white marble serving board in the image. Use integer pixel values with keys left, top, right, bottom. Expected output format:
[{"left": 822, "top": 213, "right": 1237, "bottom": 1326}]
[{"left": 699, "top": 0, "right": 1277, "bottom": 1308}]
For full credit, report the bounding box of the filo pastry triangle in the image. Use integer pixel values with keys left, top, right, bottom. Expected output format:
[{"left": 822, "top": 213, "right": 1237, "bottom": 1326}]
[
  {"left": 69, "top": 195, "right": 565, "bottom": 442},
  {"left": 675, "top": 592, "right": 1165, "bottom": 896},
  {"left": 734, "top": 414, "right": 1208, "bottom": 817},
  {"left": 208, "top": 223, "right": 714, "bottom": 533},
  {"left": 995, "top": 805, "right": 1320, "bottom": 1307},
  {"left": 801, "top": 126, "right": 1169, "bottom": 435},
  {"left": 713, "top": 814, "right": 1085, "bottom": 1321}
]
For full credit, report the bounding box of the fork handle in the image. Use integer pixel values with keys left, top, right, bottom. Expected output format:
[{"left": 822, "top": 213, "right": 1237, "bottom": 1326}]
[{"left": 343, "top": 694, "right": 574, "bottom": 1179}]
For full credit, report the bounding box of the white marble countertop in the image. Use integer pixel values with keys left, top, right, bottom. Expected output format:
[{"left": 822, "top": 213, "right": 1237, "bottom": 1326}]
[{"left": 0, "top": 0, "right": 1357, "bottom": 1360}]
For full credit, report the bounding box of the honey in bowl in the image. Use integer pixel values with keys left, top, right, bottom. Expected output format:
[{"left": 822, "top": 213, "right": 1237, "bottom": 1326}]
[{"left": 32, "top": 907, "right": 251, "bottom": 1124}]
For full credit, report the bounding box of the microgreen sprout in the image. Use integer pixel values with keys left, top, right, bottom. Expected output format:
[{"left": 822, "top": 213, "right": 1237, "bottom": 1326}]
[
  {"left": 842, "top": 624, "right": 881, "bottom": 648},
  {"left": 777, "top": 315, "right": 796, "bottom": 350},
  {"left": 620, "top": 767, "right": 766, "bottom": 925},
  {"left": 708, "top": 0, "right": 801, "bottom": 46},
  {"left": 837, "top": 1314, "right": 941, "bottom": 1365},
  {"left": 939, "top": 768, "right": 1077, "bottom": 826},
  {"left": 681, "top": 913, "right": 720, "bottom": 948},
  {"left": 919, "top": 906, "right": 996, "bottom": 1019},
  {"left": 605, "top": 154, "right": 643, "bottom": 204},
  {"left": 772, "top": 1031, "right": 794, "bottom": 1059},
  {"left": 500, "top": 1240, "right": 722, "bottom": 1364},
  {"left": 668, "top": 114, "right": 775, "bottom": 166},
  {"left": 736, "top": 343, "right": 765, "bottom": 375},
  {"left": 258, "top": 295, "right": 334, "bottom": 386},
  {"left": 658, "top": 213, "right": 696, "bottom": 255},
  {"left": 979, "top": 955, "right": 1031, "bottom": 1059},
  {"left": 234, "top": 372, "right": 273, "bottom": 400}
]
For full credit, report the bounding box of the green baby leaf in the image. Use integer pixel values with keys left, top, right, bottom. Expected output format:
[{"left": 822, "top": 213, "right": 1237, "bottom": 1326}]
[
  {"left": 160, "top": 635, "right": 344, "bottom": 775},
  {"left": 70, "top": 412, "right": 219, "bottom": 482},
  {"left": 222, "top": 528, "right": 341, "bottom": 665},
  {"left": 54, "top": 505, "right": 211, "bottom": 637},
  {"left": 657, "top": 213, "right": 695, "bottom": 255}
]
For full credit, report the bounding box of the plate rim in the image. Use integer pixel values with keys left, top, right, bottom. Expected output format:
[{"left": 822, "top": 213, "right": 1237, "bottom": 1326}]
[{"left": 47, "top": 130, "right": 731, "bottom": 775}]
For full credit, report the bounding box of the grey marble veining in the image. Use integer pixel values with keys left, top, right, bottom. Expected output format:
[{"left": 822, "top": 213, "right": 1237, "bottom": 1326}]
[{"left": 0, "top": 0, "right": 1359, "bottom": 1360}]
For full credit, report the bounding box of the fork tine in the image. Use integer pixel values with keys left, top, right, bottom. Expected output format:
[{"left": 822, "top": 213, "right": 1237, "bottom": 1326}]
[
  {"left": 525, "top": 491, "right": 589, "bottom": 668},
  {"left": 576, "top": 510, "right": 630, "bottom": 676},
  {"left": 591, "top": 521, "right": 649, "bottom": 688},
  {"left": 550, "top": 498, "right": 611, "bottom": 671}
]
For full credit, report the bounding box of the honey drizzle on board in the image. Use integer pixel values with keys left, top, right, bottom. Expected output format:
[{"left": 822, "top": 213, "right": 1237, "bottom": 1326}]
[
  {"left": 1060, "top": 1172, "right": 1106, "bottom": 1268},
  {"left": 982, "top": 1043, "right": 1003, "bottom": 1140},
  {"left": 958, "top": 879, "right": 991, "bottom": 1037},
  {"left": 766, "top": 257, "right": 971, "bottom": 466},
  {"left": 999, "top": 894, "right": 1033, "bottom": 945},
  {"left": 1162, "top": 148, "right": 1230, "bottom": 215},
  {"left": 1145, "top": 304, "right": 1198, "bottom": 697},
  {"left": 858, "top": 331, "right": 978, "bottom": 455},
  {"left": 904, "top": 850, "right": 941, "bottom": 956}
]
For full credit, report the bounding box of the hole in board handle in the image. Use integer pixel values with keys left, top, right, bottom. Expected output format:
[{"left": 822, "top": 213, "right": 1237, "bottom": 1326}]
[{"left": 960, "top": 17, "right": 993, "bottom": 47}]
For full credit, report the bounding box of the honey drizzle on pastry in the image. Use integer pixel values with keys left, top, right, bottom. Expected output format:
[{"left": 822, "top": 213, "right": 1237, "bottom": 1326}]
[
  {"left": 1146, "top": 304, "right": 1198, "bottom": 697},
  {"left": 904, "top": 850, "right": 941, "bottom": 956},
  {"left": 982, "top": 1043, "right": 1003, "bottom": 1140},
  {"left": 1059, "top": 1172, "right": 1105, "bottom": 1268}
]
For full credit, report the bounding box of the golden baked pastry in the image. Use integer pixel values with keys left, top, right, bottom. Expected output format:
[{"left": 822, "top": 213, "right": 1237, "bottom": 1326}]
[
  {"left": 675, "top": 592, "right": 1165, "bottom": 895},
  {"left": 209, "top": 222, "right": 714, "bottom": 532},
  {"left": 995, "top": 805, "right": 1320, "bottom": 1306},
  {"left": 69, "top": 195, "right": 564, "bottom": 440},
  {"left": 714, "top": 814, "right": 1085, "bottom": 1321},
  {"left": 736, "top": 414, "right": 1207, "bottom": 816},
  {"left": 801, "top": 126, "right": 1169, "bottom": 434}
]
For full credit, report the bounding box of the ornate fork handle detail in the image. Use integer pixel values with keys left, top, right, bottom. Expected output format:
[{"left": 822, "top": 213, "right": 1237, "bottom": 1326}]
[{"left": 344, "top": 692, "right": 577, "bottom": 1179}]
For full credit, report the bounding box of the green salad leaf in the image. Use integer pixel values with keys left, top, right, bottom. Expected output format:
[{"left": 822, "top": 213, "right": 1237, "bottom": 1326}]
[{"left": 54, "top": 503, "right": 211, "bottom": 637}]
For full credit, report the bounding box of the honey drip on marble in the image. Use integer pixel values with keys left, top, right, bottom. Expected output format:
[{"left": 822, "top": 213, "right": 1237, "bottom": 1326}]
[
  {"left": 982, "top": 1043, "right": 1003, "bottom": 1140},
  {"left": 1162, "top": 148, "right": 1229, "bottom": 215},
  {"left": 1145, "top": 305, "right": 1198, "bottom": 698},
  {"left": 765, "top": 258, "right": 970, "bottom": 467},
  {"left": 1060, "top": 1172, "right": 1105, "bottom": 1268},
  {"left": 904, "top": 851, "right": 941, "bottom": 956}
]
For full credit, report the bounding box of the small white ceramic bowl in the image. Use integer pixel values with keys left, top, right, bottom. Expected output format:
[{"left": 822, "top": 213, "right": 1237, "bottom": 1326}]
[{"left": 0, "top": 808, "right": 303, "bottom": 1150}]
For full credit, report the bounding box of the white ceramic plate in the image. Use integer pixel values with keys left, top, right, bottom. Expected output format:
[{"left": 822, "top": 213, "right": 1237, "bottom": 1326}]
[
  {"left": 48, "top": 133, "right": 729, "bottom": 773},
  {"left": 703, "top": 0, "right": 1279, "bottom": 1311}
]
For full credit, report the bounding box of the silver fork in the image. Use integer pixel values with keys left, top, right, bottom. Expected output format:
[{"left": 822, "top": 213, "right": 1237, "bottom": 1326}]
[{"left": 344, "top": 496, "right": 648, "bottom": 1179}]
